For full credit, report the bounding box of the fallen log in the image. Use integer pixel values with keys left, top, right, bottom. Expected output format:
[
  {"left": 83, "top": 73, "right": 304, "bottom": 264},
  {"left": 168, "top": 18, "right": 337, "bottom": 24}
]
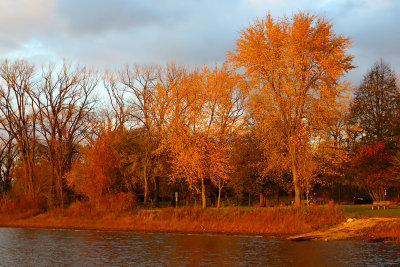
[{"left": 289, "top": 235, "right": 327, "bottom": 241}]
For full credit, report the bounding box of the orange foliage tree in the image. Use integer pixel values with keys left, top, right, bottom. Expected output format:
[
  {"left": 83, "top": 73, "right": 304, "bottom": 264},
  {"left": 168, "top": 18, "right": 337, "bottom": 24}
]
[
  {"left": 313, "top": 103, "right": 355, "bottom": 195},
  {"left": 247, "top": 91, "right": 292, "bottom": 204},
  {"left": 166, "top": 69, "right": 209, "bottom": 207},
  {"left": 202, "top": 63, "right": 246, "bottom": 208},
  {"left": 66, "top": 130, "right": 143, "bottom": 202},
  {"left": 167, "top": 63, "right": 245, "bottom": 208},
  {"left": 229, "top": 11, "right": 354, "bottom": 206},
  {"left": 351, "top": 142, "right": 393, "bottom": 201}
]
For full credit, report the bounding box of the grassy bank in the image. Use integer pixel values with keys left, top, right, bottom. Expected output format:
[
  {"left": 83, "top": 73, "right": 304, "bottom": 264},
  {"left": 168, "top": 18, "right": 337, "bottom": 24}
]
[
  {"left": 0, "top": 202, "right": 344, "bottom": 236},
  {"left": 340, "top": 204, "right": 400, "bottom": 218},
  {"left": 2, "top": 200, "right": 400, "bottom": 241}
]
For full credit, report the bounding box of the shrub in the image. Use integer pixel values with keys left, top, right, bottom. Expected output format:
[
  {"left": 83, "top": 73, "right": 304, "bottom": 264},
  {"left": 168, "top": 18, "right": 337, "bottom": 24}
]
[
  {"left": 97, "top": 193, "right": 137, "bottom": 214},
  {"left": 0, "top": 196, "right": 47, "bottom": 215},
  {"left": 65, "top": 193, "right": 137, "bottom": 218}
]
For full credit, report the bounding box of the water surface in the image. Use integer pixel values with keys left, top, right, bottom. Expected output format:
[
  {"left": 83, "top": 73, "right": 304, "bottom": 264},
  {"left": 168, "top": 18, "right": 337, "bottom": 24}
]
[{"left": 0, "top": 227, "right": 399, "bottom": 266}]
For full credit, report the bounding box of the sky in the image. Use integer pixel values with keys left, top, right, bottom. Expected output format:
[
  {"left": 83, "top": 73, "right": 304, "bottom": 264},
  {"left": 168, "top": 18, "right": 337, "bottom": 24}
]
[{"left": 0, "top": 0, "right": 399, "bottom": 87}]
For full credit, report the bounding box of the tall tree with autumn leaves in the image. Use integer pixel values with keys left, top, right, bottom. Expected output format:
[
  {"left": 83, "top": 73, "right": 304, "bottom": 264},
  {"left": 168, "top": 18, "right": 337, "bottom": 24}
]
[
  {"left": 167, "top": 63, "right": 245, "bottom": 208},
  {"left": 229, "top": 11, "right": 354, "bottom": 206}
]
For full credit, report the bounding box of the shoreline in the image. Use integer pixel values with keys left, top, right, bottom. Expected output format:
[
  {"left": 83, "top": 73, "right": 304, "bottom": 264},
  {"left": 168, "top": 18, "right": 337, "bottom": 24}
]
[
  {"left": 289, "top": 217, "right": 400, "bottom": 242},
  {"left": 0, "top": 222, "right": 284, "bottom": 239},
  {"left": 0, "top": 214, "right": 289, "bottom": 238},
  {"left": 1, "top": 206, "right": 399, "bottom": 242},
  {"left": 0, "top": 219, "right": 398, "bottom": 243},
  {"left": 0, "top": 205, "right": 342, "bottom": 238}
]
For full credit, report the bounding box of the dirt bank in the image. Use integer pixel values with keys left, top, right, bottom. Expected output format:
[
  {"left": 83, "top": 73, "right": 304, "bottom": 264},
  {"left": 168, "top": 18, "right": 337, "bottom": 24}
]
[{"left": 289, "top": 217, "right": 400, "bottom": 242}]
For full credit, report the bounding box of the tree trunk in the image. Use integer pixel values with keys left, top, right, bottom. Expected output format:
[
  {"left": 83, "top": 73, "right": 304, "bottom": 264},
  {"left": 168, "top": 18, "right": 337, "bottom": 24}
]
[
  {"left": 23, "top": 157, "right": 30, "bottom": 196},
  {"left": 143, "top": 164, "right": 148, "bottom": 204},
  {"left": 153, "top": 176, "right": 159, "bottom": 206},
  {"left": 292, "top": 164, "right": 301, "bottom": 207},
  {"left": 248, "top": 191, "right": 251, "bottom": 207},
  {"left": 273, "top": 188, "right": 279, "bottom": 206},
  {"left": 23, "top": 158, "right": 31, "bottom": 197},
  {"left": 24, "top": 155, "right": 35, "bottom": 198},
  {"left": 49, "top": 160, "right": 55, "bottom": 207},
  {"left": 201, "top": 177, "right": 206, "bottom": 208},
  {"left": 260, "top": 193, "right": 264, "bottom": 207},
  {"left": 58, "top": 175, "right": 64, "bottom": 208},
  {"left": 217, "top": 186, "right": 221, "bottom": 208},
  {"left": 57, "top": 164, "right": 64, "bottom": 208}
]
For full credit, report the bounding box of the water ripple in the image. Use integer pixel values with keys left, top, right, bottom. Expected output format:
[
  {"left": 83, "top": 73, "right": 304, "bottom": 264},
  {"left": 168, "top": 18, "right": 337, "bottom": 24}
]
[{"left": 0, "top": 227, "right": 399, "bottom": 266}]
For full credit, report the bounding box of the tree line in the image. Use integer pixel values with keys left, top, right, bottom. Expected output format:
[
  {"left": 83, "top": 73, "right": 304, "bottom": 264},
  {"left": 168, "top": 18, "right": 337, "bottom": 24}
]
[{"left": 0, "top": 11, "right": 399, "bottom": 209}]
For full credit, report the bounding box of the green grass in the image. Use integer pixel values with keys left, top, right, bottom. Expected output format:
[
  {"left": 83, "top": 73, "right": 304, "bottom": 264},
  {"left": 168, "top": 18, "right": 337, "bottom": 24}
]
[{"left": 340, "top": 204, "right": 400, "bottom": 218}]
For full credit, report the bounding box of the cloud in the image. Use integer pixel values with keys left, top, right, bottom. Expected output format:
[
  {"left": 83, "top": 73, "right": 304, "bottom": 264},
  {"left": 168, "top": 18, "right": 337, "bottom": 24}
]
[
  {"left": 0, "top": 0, "right": 399, "bottom": 86},
  {"left": 0, "top": 0, "right": 54, "bottom": 35},
  {"left": 320, "top": 0, "right": 400, "bottom": 85},
  {"left": 0, "top": 35, "right": 20, "bottom": 55},
  {"left": 55, "top": 0, "right": 166, "bottom": 36},
  {"left": 0, "top": 0, "right": 55, "bottom": 55},
  {"left": 44, "top": 0, "right": 247, "bottom": 67}
]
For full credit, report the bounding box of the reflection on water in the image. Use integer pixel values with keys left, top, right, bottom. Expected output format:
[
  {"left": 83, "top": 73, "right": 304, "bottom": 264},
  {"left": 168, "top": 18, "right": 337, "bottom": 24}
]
[{"left": 0, "top": 227, "right": 399, "bottom": 266}]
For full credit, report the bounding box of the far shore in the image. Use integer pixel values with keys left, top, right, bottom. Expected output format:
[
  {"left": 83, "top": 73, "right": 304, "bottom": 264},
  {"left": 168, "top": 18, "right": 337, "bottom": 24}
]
[{"left": 1, "top": 204, "right": 400, "bottom": 242}]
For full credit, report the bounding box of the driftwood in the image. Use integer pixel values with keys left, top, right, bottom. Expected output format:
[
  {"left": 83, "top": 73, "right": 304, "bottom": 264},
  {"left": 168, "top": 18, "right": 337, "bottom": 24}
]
[{"left": 290, "top": 235, "right": 327, "bottom": 241}]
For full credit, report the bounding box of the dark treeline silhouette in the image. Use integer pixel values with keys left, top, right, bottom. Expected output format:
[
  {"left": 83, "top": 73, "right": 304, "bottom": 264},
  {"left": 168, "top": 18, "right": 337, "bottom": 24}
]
[{"left": 0, "top": 11, "right": 399, "bottom": 212}]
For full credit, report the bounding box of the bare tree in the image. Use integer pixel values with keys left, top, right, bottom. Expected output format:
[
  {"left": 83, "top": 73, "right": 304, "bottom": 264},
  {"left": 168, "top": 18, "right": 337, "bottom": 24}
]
[
  {"left": 350, "top": 60, "right": 400, "bottom": 145},
  {"left": 0, "top": 60, "right": 38, "bottom": 198},
  {"left": 103, "top": 71, "right": 133, "bottom": 131},
  {"left": 119, "top": 64, "right": 159, "bottom": 204},
  {"left": 33, "top": 63, "right": 98, "bottom": 207},
  {"left": 0, "top": 134, "right": 17, "bottom": 195}
]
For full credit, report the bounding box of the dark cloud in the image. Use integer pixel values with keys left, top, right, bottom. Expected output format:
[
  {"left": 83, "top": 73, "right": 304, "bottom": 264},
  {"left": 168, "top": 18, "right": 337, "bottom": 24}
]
[
  {"left": 55, "top": 0, "right": 167, "bottom": 36},
  {"left": 50, "top": 0, "right": 245, "bottom": 66}
]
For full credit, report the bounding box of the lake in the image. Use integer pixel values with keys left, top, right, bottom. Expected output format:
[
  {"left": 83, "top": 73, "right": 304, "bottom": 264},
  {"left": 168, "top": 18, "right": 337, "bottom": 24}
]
[{"left": 0, "top": 227, "right": 399, "bottom": 266}]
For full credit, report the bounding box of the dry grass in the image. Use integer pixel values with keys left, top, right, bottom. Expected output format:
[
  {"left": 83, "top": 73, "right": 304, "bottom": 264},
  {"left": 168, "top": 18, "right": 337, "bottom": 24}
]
[
  {"left": 359, "top": 219, "right": 400, "bottom": 241},
  {"left": 4, "top": 199, "right": 399, "bottom": 242},
  {"left": 0, "top": 200, "right": 344, "bottom": 236},
  {"left": 0, "top": 196, "right": 47, "bottom": 220},
  {"left": 133, "top": 202, "right": 344, "bottom": 235},
  {"left": 61, "top": 193, "right": 136, "bottom": 219}
]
